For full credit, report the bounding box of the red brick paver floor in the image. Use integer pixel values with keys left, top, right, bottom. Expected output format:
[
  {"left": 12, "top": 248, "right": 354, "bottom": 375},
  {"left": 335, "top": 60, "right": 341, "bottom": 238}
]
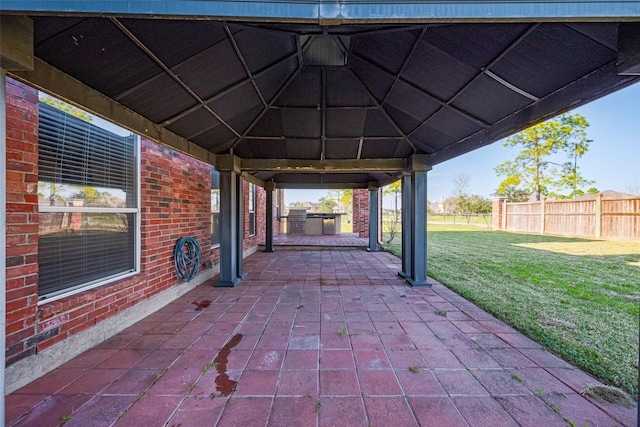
[
  {"left": 7, "top": 250, "right": 637, "bottom": 426},
  {"left": 265, "top": 233, "right": 368, "bottom": 248}
]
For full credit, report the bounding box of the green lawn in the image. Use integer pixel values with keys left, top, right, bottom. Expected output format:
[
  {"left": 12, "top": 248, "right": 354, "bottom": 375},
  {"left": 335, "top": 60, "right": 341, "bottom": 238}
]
[{"left": 383, "top": 225, "right": 640, "bottom": 398}]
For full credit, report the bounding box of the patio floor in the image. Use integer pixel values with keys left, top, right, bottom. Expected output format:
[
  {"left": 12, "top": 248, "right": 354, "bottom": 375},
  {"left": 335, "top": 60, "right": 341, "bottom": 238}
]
[
  {"left": 6, "top": 249, "right": 637, "bottom": 426},
  {"left": 265, "top": 232, "right": 368, "bottom": 248}
]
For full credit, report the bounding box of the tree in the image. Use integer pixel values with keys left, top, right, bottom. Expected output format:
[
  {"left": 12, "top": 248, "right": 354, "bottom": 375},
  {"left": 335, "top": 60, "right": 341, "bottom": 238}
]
[
  {"left": 495, "top": 113, "right": 592, "bottom": 201},
  {"left": 382, "top": 181, "right": 402, "bottom": 243},
  {"left": 452, "top": 173, "right": 470, "bottom": 198},
  {"left": 336, "top": 189, "right": 353, "bottom": 214},
  {"left": 318, "top": 196, "right": 337, "bottom": 212},
  {"left": 555, "top": 115, "right": 593, "bottom": 198},
  {"left": 625, "top": 180, "right": 640, "bottom": 196},
  {"left": 38, "top": 182, "right": 66, "bottom": 206}
]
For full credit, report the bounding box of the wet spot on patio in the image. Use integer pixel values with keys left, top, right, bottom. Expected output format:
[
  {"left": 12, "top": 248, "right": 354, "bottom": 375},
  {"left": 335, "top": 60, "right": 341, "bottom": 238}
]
[
  {"left": 213, "top": 333, "right": 243, "bottom": 395},
  {"left": 192, "top": 300, "right": 211, "bottom": 311}
]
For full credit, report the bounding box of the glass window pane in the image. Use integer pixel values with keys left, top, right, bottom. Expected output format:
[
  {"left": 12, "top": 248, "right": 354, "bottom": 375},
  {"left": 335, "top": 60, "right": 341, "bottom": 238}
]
[
  {"left": 211, "top": 168, "right": 220, "bottom": 245},
  {"left": 37, "top": 95, "right": 139, "bottom": 299},
  {"left": 38, "top": 212, "right": 136, "bottom": 297}
]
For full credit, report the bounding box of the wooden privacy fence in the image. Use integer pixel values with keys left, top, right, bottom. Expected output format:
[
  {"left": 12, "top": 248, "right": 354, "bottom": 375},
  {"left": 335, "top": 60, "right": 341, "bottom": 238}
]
[{"left": 496, "top": 195, "right": 640, "bottom": 240}]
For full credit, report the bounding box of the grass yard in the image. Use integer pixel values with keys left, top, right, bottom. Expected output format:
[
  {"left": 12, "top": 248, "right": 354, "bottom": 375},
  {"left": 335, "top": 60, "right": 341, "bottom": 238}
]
[{"left": 383, "top": 225, "right": 640, "bottom": 398}]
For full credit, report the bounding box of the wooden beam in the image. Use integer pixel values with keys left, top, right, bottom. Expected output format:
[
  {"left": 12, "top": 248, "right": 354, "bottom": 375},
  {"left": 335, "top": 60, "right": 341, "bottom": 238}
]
[
  {"left": 240, "top": 158, "right": 405, "bottom": 172},
  {"left": 9, "top": 58, "right": 216, "bottom": 165},
  {"left": 240, "top": 172, "right": 265, "bottom": 188},
  {"left": 275, "top": 182, "right": 369, "bottom": 189},
  {"left": 618, "top": 23, "right": 640, "bottom": 75},
  {"left": 0, "top": 16, "right": 34, "bottom": 71}
]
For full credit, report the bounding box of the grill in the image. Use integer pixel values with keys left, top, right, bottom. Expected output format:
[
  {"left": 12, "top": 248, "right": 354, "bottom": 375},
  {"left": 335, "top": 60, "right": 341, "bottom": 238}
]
[{"left": 287, "top": 208, "right": 307, "bottom": 235}]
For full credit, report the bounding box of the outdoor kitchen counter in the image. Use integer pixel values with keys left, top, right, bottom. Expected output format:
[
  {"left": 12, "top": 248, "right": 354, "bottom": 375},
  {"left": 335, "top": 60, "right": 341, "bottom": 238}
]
[{"left": 305, "top": 213, "right": 342, "bottom": 235}]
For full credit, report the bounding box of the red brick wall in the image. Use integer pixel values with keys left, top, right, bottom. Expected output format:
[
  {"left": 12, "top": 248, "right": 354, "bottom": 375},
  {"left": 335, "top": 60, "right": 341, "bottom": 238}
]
[
  {"left": 243, "top": 182, "right": 266, "bottom": 251},
  {"left": 352, "top": 188, "right": 369, "bottom": 238},
  {"left": 139, "top": 138, "right": 215, "bottom": 288},
  {"left": 5, "top": 78, "right": 40, "bottom": 364},
  {"left": 33, "top": 139, "right": 219, "bottom": 354},
  {"left": 5, "top": 78, "right": 250, "bottom": 367}
]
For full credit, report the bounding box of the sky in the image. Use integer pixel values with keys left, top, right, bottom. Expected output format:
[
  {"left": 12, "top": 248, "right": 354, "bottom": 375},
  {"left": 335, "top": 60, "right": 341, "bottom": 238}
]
[{"left": 285, "top": 82, "right": 640, "bottom": 207}]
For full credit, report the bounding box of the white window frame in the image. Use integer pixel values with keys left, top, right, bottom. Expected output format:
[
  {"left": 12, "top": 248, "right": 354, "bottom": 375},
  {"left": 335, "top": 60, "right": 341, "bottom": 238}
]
[
  {"left": 38, "top": 137, "right": 141, "bottom": 304},
  {"left": 248, "top": 183, "right": 256, "bottom": 236}
]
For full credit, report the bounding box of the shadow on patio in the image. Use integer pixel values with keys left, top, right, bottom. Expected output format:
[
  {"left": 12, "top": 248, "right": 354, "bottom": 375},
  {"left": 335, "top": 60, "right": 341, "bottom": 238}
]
[{"left": 6, "top": 249, "right": 637, "bottom": 426}]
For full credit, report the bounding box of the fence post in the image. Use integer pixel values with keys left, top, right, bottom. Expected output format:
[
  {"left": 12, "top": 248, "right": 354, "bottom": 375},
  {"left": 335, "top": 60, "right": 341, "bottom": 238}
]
[
  {"left": 595, "top": 193, "right": 603, "bottom": 238},
  {"left": 540, "top": 197, "right": 546, "bottom": 235},
  {"left": 502, "top": 200, "right": 508, "bottom": 230}
]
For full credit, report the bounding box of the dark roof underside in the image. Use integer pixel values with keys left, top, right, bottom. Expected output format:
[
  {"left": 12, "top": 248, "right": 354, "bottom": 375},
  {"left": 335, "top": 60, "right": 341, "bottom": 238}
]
[{"left": 23, "top": 16, "right": 640, "bottom": 186}]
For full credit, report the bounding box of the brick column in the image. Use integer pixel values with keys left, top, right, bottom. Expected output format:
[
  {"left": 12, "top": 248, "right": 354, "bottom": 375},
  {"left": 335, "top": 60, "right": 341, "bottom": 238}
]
[
  {"left": 491, "top": 198, "right": 506, "bottom": 230},
  {"left": 352, "top": 188, "right": 369, "bottom": 238},
  {"left": 5, "top": 77, "right": 40, "bottom": 364}
]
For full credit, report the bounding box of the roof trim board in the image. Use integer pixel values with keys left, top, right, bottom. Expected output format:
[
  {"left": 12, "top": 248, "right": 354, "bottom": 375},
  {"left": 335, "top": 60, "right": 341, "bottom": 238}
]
[{"left": 3, "top": 1, "right": 640, "bottom": 21}]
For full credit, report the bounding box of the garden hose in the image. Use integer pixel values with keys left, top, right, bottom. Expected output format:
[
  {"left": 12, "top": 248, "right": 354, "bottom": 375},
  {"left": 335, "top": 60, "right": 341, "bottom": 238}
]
[{"left": 174, "top": 236, "right": 202, "bottom": 282}]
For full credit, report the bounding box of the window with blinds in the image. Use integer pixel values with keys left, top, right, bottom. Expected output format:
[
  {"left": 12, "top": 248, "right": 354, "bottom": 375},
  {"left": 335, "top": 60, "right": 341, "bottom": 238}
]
[
  {"left": 211, "top": 168, "right": 220, "bottom": 247},
  {"left": 37, "top": 101, "right": 139, "bottom": 300}
]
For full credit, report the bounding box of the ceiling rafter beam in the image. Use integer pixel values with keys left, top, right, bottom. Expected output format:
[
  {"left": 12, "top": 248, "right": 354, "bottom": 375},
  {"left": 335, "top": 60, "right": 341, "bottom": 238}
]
[
  {"left": 110, "top": 17, "right": 241, "bottom": 138},
  {"left": 429, "top": 60, "right": 639, "bottom": 165},
  {"left": 242, "top": 136, "right": 403, "bottom": 141},
  {"left": 224, "top": 25, "right": 268, "bottom": 107},
  {"left": 240, "top": 171, "right": 265, "bottom": 188},
  {"left": 348, "top": 68, "right": 422, "bottom": 153},
  {"left": 295, "top": 32, "right": 304, "bottom": 68},
  {"left": 381, "top": 27, "right": 428, "bottom": 106},
  {"left": 10, "top": 57, "right": 215, "bottom": 165},
  {"left": 228, "top": 67, "right": 303, "bottom": 151},
  {"left": 346, "top": 24, "right": 436, "bottom": 37},
  {"left": 274, "top": 182, "right": 370, "bottom": 190},
  {"left": 271, "top": 105, "right": 378, "bottom": 110},
  {"left": 159, "top": 52, "right": 297, "bottom": 127},
  {"left": 321, "top": 68, "right": 327, "bottom": 161},
  {"left": 408, "top": 24, "right": 538, "bottom": 137},
  {"left": 241, "top": 158, "right": 405, "bottom": 172},
  {"left": 485, "top": 70, "right": 539, "bottom": 101},
  {"left": 352, "top": 52, "right": 490, "bottom": 129},
  {"left": 451, "top": 24, "right": 538, "bottom": 106}
]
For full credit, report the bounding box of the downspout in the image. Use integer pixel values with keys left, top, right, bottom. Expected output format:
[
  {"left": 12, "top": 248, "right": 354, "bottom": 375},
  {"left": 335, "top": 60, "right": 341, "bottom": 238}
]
[{"left": 1, "top": 69, "right": 8, "bottom": 421}]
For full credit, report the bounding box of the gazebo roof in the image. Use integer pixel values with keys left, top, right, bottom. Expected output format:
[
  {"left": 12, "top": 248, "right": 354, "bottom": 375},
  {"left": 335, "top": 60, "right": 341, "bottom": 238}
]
[{"left": 3, "top": 2, "right": 639, "bottom": 187}]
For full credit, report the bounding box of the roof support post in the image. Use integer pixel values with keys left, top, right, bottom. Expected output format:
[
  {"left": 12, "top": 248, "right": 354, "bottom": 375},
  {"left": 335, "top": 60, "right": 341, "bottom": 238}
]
[
  {"left": 406, "top": 155, "right": 432, "bottom": 287},
  {"left": 264, "top": 182, "right": 275, "bottom": 253},
  {"left": 398, "top": 173, "right": 412, "bottom": 279},
  {"left": 235, "top": 174, "right": 247, "bottom": 282},
  {"left": 215, "top": 155, "right": 244, "bottom": 287},
  {"left": 367, "top": 184, "right": 379, "bottom": 252}
]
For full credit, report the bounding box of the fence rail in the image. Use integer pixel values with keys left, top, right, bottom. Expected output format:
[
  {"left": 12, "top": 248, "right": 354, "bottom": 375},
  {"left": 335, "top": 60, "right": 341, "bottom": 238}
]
[{"left": 497, "top": 195, "right": 640, "bottom": 240}]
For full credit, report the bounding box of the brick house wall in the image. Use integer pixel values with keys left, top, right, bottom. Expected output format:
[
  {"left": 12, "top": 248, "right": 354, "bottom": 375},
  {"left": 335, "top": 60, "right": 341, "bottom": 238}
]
[
  {"left": 243, "top": 181, "right": 266, "bottom": 252},
  {"left": 5, "top": 78, "right": 40, "bottom": 365},
  {"left": 352, "top": 188, "right": 370, "bottom": 238},
  {"left": 139, "top": 138, "right": 215, "bottom": 292},
  {"left": 3, "top": 77, "right": 269, "bottom": 379}
]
